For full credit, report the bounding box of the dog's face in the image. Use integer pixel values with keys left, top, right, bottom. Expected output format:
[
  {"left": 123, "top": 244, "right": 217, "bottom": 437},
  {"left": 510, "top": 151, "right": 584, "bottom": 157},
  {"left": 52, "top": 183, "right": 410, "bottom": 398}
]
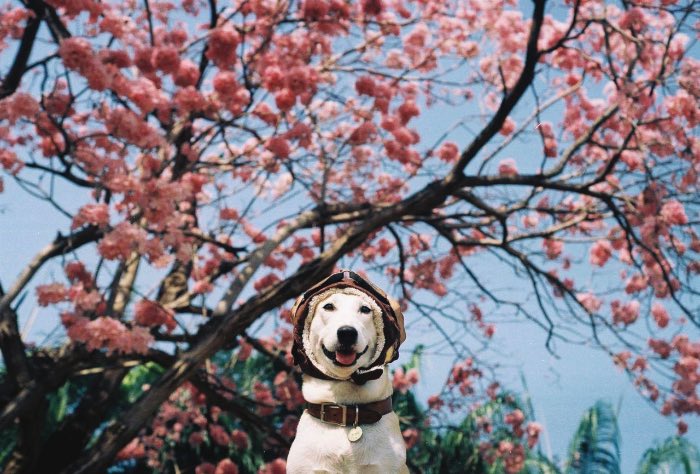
[{"left": 306, "top": 288, "right": 382, "bottom": 379}]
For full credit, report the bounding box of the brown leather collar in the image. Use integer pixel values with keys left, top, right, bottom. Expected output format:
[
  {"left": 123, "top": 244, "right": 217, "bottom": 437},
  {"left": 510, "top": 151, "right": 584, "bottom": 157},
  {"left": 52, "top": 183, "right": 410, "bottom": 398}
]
[{"left": 305, "top": 397, "right": 393, "bottom": 427}]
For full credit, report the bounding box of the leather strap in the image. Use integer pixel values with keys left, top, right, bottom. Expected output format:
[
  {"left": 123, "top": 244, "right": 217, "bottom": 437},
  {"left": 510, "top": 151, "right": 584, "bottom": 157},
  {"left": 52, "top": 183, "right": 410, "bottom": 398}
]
[{"left": 305, "top": 397, "right": 393, "bottom": 427}]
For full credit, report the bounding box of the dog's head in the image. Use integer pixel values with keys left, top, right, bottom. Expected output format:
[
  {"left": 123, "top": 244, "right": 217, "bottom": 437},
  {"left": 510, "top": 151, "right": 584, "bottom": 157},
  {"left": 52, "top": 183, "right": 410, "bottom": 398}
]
[
  {"left": 305, "top": 287, "right": 384, "bottom": 379},
  {"left": 291, "top": 270, "right": 405, "bottom": 382}
]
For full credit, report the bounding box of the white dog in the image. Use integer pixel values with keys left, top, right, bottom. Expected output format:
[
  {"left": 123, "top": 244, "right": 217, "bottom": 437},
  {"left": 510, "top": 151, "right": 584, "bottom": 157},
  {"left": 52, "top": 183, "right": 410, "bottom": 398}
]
[{"left": 287, "top": 271, "right": 408, "bottom": 474}]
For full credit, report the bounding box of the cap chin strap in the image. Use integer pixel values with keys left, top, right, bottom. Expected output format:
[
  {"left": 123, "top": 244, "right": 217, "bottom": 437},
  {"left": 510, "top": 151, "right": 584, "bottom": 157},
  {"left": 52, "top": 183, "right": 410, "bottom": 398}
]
[
  {"left": 302, "top": 361, "right": 385, "bottom": 385},
  {"left": 350, "top": 366, "right": 384, "bottom": 385}
]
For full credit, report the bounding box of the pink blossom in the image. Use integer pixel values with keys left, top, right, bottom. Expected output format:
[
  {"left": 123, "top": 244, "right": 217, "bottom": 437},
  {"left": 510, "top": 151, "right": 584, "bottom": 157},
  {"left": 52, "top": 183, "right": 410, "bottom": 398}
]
[
  {"left": 522, "top": 213, "right": 539, "bottom": 228},
  {"left": 500, "top": 117, "right": 516, "bottom": 135},
  {"left": 620, "top": 150, "right": 644, "bottom": 171},
  {"left": 625, "top": 274, "right": 648, "bottom": 294},
  {"left": 651, "top": 303, "right": 670, "bottom": 328},
  {"left": 188, "top": 431, "right": 205, "bottom": 446},
  {"left": 115, "top": 438, "right": 145, "bottom": 460},
  {"left": 71, "top": 203, "right": 109, "bottom": 229},
  {"left": 355, "top": 76, "right": 376, "bottom": 96},
  {"left": 209, "top": 424, "right": 230, "bottom": 446},
  {"left": 427, "top": 395, "right": 444, "bottom": 410},
  {"left": 392, "top": 127, "right": 418, "bottom": 146},
  {"left": 253, "top": 103, "right": 278, "bottom": 125},
  {"left": 542, "top": 239, "right": 563, "bottom": 259},
  {"left": 526, "top": 422, "right": 542, "bottom": 448},
  {"left": 153, "top": 46, "right": 180, "bottom": 74},
  {"left": 122, "top": 77, "right": 161, "bottom": 113},
  {"left": 660, "top": 200, "right": 688, "bottom": 225},
  {"left": 497, "top": 158, "right": 518, "bottom": 176},
  {"left": 36, "top": 283, "right": 69, "bottom": 306},
  {"left": 611, "top": 300, "right": 640, "bottom": 326},
  {"left": 402, "top": 428, "right": 419, "bottom": 449},
  {"left": 231, "top": 429, "right": 249, "bottom": 450},
  {"left": 262, "top": 66, "right": 285, "bottom": 91},
  {"left": 191, "top": 280, "right": 213, "bottom": 294},
  {"left": 63, "top": 314, "right": 153, "bottom": 354},
  {"left": 577, "top": 292, "right": 602, "bottom": 313},
  {"left": 0, "top": 149, "right": 23, "bottom": 174},
  {"left": 590, "top": 240, "right": 613, "bottom": 267},
  {"left": 213, "top": 71, "right": 239, "bottom": 97},
  {"left": 274, "top": 88, "right": 296, "bottom": 111},
  {"left": 619, "top": 7, "right": 647, "bottom": 31},
  {"left": 436, "top": 142, "right": 459, "bottom": 163},
  {"left": 58, "top": 37, "right": 93, "bottom": 70},
  {"left": 0, "top": 92, "right": 39, "bottom": 124},
  {"left": 174, "top": 60, "right": 200, "bottom": 87},
  {"left": 286, "top": 66, "right": 313, "bottom": 95},
  {"left": 280, "top": 415, "right": 298, "bottom": 438},
  {"left": 174, "top": 87, "right": 206, "bottom": 113},
  {"left": 206, "top": 26, "right": 240, "bottom": 67},
  {"left": 504, "top": 409, "right": 525, "bottom": 428},
  {"left": 265, "top": 137, "right": 291, "bottom": 158},
  {"left": 349, "top": 122, "right": 377, "bottom": 145},
  {"left": 258, "top": 459, "right": 286, "bottom": 474},
  {"left": 398, "top": 101, "right": 420, "bottom": 124},
  {"left": 302, "top": 0, "right": 329, "bottom": 20},
  {"left": 237, "top": 339, "right": 252, "bottom": 361},
  {"left": 134, "top": 299, "right": 177, "bottom": 332},
  {"left": 105, "top": 107, "right": 162, "bottom": 148},
  {"left": 97, "top": 222, "right": 148, "bottom": 261},
  {"left": 361, "top": 0, "right": 384, "bottom": 16},
  {"left": 65, "top": 261, "right": 92, "bottom": 285},
  {"left": 392, "top": 367, "right": 419, "bottom": 393},
  {"left": 253, "top": 381, "right": 275, "bottom": 416},
  {"left": 215, "top": 459, "right": 238, "bottom": 474},
  {"left": 196, "top": 463, "right": 216, "bottom": 474},
  {"left": 219, "top": 208, "right": 240, "bottom": 220},
  {"left": 502, "top": 443, "right": 526, "bottom": 474},
  {"left": 647, "top": 339, "right": 673, "bottom": 359}
]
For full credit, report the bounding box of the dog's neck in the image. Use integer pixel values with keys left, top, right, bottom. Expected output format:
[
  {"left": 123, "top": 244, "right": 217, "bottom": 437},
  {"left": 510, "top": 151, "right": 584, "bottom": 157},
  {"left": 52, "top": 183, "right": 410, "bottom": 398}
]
[{"left": 301, "top": 366, "right": 393, "bottom": 405}]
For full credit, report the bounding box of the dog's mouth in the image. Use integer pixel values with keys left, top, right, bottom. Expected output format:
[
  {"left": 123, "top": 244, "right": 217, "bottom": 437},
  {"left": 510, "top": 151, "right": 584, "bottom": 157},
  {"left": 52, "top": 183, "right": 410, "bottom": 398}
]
[{"left": 322, "top": 344, "right": 368, "bottom": 367}]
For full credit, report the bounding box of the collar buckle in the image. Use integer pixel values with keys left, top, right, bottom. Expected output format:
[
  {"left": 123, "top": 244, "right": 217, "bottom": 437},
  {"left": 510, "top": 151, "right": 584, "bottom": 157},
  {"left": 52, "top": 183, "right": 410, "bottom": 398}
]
[{"left": 320, "top": 403, "right": 348, "bottom": 426}]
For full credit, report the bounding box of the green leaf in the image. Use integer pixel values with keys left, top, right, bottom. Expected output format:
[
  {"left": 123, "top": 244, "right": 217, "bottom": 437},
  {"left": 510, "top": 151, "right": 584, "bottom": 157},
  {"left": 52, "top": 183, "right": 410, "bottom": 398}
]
[{"left": 636, "top": 436, "right": 700, "bottom": 474}]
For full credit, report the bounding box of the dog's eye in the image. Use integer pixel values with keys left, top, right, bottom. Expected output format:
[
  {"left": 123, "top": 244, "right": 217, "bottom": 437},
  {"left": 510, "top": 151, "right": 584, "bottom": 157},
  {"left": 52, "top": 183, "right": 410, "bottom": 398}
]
[
  {"left": 359, "top": 305, "right": 372, "bottom": 314},
  {"left": 323, "top": 303, "right": 335, "bottom": 311}
]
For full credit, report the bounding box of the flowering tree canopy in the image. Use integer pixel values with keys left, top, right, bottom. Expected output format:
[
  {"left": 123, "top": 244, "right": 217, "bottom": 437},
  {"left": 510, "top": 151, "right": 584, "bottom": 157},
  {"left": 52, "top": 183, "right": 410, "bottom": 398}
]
[{"left": 0, "top": 0, "right": 698, "bottom": 472}]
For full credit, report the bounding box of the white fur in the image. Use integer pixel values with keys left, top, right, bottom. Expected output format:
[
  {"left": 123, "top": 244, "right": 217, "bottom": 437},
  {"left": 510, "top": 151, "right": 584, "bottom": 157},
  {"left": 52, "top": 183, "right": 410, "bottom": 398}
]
[{"left": 288, "top": 292, "right": 408, "bottom": 474}]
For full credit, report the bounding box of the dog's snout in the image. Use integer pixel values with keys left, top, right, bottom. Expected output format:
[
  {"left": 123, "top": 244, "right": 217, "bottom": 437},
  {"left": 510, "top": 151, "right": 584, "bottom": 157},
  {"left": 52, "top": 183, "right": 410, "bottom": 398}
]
[{"left": 337, "top": 326, "right": 358, "bottom": 346}]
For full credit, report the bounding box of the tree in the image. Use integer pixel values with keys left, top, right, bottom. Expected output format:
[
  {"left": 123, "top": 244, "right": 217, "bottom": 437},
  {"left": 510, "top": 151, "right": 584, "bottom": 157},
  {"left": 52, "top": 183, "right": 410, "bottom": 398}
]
[{"left": 0, "top": 0, "right": 698, "bottom": 472}]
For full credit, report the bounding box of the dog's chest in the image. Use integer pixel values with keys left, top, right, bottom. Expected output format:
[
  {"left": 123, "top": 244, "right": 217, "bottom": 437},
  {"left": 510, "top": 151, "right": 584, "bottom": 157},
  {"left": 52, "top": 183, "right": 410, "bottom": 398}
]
[{"left": 288, "top": 411, "right": 406, "bottom": 473}]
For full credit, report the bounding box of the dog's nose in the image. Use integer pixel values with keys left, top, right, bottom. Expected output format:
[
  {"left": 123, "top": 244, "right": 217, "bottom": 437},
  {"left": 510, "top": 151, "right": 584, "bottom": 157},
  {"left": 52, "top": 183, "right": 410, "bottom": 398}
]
[{"left": 337, "top": 326, "right": 358, "bottom": 346}]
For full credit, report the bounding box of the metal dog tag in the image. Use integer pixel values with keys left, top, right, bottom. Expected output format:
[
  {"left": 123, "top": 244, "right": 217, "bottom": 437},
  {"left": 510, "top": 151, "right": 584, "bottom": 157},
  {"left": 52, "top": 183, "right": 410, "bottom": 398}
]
[{"left": 348, "top": 426, "right": 363, "bottom": 442}]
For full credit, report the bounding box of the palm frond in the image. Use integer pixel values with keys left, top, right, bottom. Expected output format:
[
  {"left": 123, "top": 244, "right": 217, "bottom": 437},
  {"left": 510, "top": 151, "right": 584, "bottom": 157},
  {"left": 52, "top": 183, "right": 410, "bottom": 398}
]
[
  {"left": 636, "top": 436, "right": 700, "bottom": 474},
  {"left": 565, "top": 400, "right": 621, "bottom": 474}
]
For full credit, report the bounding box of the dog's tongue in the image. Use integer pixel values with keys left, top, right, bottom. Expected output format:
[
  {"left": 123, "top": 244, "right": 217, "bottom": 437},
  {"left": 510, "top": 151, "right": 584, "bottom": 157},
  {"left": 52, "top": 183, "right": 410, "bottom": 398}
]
[{"left": 336, "top": 351, "right": 356, "bottom": 365}]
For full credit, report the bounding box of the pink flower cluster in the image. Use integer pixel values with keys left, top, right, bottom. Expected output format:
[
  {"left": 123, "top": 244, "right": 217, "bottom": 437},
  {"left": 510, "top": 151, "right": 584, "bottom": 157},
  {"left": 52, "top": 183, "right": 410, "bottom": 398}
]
[
  {"left": 392, "top": 367, "right": 420, "bottom": 394},
  {"left": 71, "top": 203, "right": 110, "bottom": 229},
  {"left": 206, "top": 26, "right": 240, "bottom": 68},
  {"left": 62, "top": 313, "right": 153, "bottom": 354},
  {"left": 611, "top": 299, "right": 640, "bottom": 326},
  {"left": 0, "top": 92, "right": 39, "bottom": 124},
  {"left": 134, "top": 299, "right": 177, "bottom": 332}
]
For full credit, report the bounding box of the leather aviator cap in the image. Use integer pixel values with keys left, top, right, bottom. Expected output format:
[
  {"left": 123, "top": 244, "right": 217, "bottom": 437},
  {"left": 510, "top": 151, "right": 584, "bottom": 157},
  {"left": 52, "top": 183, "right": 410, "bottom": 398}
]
[{"left": 291, "top": 270, "right": 406, "bottom": 384}]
